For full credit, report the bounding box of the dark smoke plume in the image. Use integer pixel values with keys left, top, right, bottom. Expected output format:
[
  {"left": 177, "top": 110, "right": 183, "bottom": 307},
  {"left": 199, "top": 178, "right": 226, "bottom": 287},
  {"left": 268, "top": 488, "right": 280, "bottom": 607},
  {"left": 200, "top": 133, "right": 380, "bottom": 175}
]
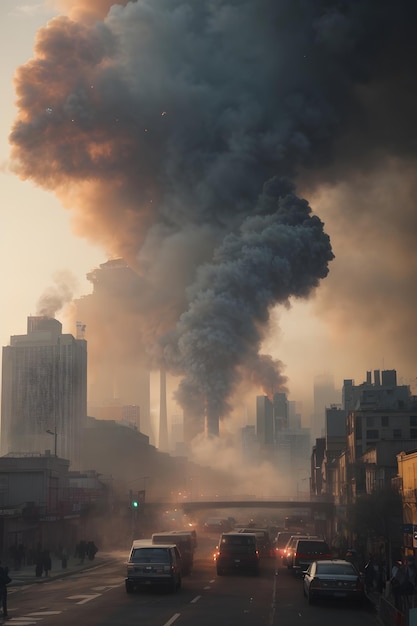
[{"left": 10, "top": 0, "right": 417, "bottom": 432}]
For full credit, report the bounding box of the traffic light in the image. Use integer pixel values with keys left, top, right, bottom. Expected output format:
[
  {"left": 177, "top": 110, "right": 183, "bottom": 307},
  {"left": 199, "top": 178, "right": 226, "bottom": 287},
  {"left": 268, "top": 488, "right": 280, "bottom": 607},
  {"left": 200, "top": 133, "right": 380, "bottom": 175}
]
[{"left": 131, "top": 499, "right": 139, "bottom": 509}]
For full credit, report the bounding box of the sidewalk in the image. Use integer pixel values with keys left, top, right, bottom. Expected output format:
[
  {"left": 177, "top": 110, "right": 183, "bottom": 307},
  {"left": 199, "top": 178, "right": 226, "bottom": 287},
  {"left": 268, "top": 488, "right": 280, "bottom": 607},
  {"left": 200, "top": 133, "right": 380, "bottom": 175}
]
[{"left": 7, "top": 552, "right": 114, "bottom": 587}]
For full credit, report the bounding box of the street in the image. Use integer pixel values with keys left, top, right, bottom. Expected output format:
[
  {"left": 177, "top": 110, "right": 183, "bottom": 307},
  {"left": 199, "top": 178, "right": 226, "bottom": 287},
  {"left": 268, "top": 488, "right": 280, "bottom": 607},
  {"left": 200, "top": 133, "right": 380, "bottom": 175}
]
[{"left": 6, "top": 537, "right": 379, "bottom": 626}]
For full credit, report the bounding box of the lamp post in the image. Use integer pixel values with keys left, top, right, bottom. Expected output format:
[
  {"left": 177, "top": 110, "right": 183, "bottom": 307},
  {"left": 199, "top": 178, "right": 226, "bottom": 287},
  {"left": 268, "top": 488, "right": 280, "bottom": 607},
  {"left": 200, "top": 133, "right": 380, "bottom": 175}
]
[{"left": 46, "top": 428, "right": 57, "bottom": 457}]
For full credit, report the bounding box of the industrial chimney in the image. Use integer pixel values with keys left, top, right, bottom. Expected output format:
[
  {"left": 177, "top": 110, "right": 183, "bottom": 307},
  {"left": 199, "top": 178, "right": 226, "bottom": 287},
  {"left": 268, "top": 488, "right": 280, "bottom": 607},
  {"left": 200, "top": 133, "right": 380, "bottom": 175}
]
[{"left": 158, "top": 365, "right": 169, "bottom": 450}]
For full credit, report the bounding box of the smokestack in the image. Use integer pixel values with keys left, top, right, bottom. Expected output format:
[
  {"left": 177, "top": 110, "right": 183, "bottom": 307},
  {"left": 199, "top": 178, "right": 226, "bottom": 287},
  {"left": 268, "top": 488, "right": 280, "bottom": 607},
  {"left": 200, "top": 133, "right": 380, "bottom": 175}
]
[
  {"left": 374, "top": 370, "right": 381, "bottom": 386},
  {"left": 158, "top": 365, "right": 168, "bottom": 451},
  {"left": 205, "top": 404, "right": 220, "bottom": 438},
  {"left": 366, "top": 371, "right": 372, "bottom": 385}
]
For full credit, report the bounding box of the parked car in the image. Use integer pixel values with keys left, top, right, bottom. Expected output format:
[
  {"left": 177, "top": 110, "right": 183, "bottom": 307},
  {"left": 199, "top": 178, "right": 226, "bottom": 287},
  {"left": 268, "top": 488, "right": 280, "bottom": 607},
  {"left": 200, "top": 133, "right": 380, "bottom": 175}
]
[
  {"left": 303, "top": 559, "right": 365, "bottom": 604},
  {"left": 289, "top": 538, "right": 332, "bottom": 574},
  {"left": 125, "top": 540, "right": 182, "bottom": 593},
  {"left": 214, "top": 532, "right": 259, "bottom": 575}
]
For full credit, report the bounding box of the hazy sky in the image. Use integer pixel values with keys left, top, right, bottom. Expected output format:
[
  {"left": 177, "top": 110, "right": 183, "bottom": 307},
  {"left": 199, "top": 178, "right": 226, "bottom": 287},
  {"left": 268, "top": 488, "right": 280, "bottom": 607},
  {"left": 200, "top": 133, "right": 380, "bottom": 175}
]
[
  {"left": 2, "top": 0, "right": 417, "bottom": 427},
  {"left": 0, "top": 1, "right": 103, "bottom": 336}
]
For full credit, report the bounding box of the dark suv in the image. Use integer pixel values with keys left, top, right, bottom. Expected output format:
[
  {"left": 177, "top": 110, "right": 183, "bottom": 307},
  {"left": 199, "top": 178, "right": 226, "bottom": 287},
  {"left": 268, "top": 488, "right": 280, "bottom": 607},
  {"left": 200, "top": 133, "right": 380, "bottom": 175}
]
[
  {"left": 239, "top": 528, "right": 273, "bottom": 558},
  {"left": 290, "top": 538, "right": 331, "bottom": 574},
  {"left": 125, "top": 540, "right": 182, "bottom": 592},
  {"left": 215, "top": 532, "right": 259, "bottom": 575}
]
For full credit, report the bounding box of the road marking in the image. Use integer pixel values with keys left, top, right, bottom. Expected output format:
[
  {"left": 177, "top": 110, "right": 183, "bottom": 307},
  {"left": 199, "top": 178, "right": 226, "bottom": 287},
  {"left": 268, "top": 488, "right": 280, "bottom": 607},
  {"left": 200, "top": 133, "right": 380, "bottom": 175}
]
[
  {"left": 2, "top": 617, "right": 38, "bottom": 626},
  {"left": 67, "top": 593, "right": 101, "bottom": 604},
  {"left": 190, "top": 595, "right": 201, "bottom": 603},
  {"left": 163, "top": 614, "right": 180, "bottom": 626},
  {"left": 209, "top": 579, "right": 215, "bottom": 583},
  {"left": 91, "top": 585, "right": 120, "bottom": 591},
  {"left": 26, "top": 612, "right": 62, "bottom": 616},
  {"left": 204, "top": 585, "right": 211, "bottom": 589}
]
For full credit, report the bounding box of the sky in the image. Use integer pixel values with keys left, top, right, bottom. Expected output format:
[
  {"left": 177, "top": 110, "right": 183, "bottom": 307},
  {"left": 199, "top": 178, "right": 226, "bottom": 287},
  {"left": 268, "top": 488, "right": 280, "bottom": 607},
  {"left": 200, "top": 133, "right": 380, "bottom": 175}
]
[{"left": 1, "top": 0, "right": 417, "bottom": 431}]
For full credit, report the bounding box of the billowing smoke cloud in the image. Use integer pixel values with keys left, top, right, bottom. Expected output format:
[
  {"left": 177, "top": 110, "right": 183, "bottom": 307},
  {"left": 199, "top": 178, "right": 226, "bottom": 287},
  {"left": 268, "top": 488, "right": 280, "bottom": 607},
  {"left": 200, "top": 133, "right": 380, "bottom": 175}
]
[
  {"left": 10, "top": 0, "right": 417, "bottom": 433},
  {"left": 36, "top": 270, "right": 78, "bottom": 318},
  {"left": 166, "top": 178, "right": 333, "bottom": 433}
]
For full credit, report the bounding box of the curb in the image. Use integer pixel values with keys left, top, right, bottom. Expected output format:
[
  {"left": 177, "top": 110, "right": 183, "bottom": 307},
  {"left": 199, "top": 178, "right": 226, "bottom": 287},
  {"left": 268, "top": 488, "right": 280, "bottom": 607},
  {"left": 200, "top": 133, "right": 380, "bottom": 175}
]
[{"left": 9, "top": 557, "right": 112, "bottom": 587}]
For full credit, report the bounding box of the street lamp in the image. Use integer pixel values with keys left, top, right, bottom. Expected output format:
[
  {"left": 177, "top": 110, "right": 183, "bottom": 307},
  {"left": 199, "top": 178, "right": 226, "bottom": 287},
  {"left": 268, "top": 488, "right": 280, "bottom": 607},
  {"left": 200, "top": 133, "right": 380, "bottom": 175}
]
[{"left": 46, "top": 429, "right": 57, "bottom": 457}]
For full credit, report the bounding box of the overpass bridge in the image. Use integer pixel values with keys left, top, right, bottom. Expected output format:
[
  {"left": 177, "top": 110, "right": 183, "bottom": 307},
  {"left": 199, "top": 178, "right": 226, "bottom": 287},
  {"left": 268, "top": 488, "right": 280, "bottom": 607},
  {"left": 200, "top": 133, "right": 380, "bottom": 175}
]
[
  {"left": 145, "top": 498, "right": 335, "bottom": 525},
  {"left": 178, "top": 499, "right": 333, "bottom": 514}
]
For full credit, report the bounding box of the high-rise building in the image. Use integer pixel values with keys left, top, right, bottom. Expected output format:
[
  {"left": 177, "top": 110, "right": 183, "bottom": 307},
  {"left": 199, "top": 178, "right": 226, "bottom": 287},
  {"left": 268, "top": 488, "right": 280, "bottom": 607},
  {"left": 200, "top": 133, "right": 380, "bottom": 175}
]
[
  {"left": 342, "top": 369, "right": 410, "bottom": 413},
  {"left": 273, "top": 392, "right": 288, "bottom": 432},
  {"left": 121, "top": 404, "right": 140, "bottom": 429},
  {"left": 256, "top": 395, "right": 274, "bottom": 445},
  {"left": 73, "top": 259, "right": 152, "bottom": 441},
  {"left": 311, "top": 374, "right": 341, "bottom": 442},
  {"left": 1, "top": 316, "right": 87, "bottom": 467}
]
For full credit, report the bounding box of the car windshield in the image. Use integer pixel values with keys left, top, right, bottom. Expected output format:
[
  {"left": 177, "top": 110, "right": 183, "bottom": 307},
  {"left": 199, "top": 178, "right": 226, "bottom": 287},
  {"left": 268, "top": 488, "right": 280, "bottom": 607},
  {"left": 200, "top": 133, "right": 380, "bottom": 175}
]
[
  {"left": 276, "top": 533, "right": 292, "bottom": 547},
  {"left": 297, "top": 541, "right": 329, "bottom": 553},
  {"left": 221, "top": 535, "right": 256, "bottom": 549},
  {"left": 316, "top": 562, "right": 356, "bottom": 575},
  {"left": 131, "top": 548, "right": 170, "bottom": 563}
]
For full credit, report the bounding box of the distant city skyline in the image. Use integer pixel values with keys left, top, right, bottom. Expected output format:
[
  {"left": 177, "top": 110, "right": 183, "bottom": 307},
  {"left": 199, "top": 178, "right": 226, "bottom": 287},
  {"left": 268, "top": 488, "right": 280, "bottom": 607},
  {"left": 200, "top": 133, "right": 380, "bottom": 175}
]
[{"left": 1, "top": 1, "right": 416, "bottom": 438}]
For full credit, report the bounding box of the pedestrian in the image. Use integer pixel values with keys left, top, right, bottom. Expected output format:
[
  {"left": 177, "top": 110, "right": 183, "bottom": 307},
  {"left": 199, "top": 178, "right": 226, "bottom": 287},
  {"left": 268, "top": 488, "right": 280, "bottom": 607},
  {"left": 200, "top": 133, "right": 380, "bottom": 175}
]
[
  {"left": 35, "top": 548, "right": 43, "bottom": 577},
  {"left": 390, "top": 556, "right": 417, "bottom": 609},
  {"left": 42, "top": 549, "right": 51, "bottom": 577},
  {"left": 364, "top": 553, "right": 375, "bottom": 593},
  {"left": 345, "top": 548, "right": 360, "bottom": 572},
  {"left": 61, "top": 546, "right": 68, "bottom": 569},
  {"left": 78, "top": 540, "right": 87, "bottom": 564},
  {"left": 0, "top": 560, "right": 12, "bottom": 618},
  {"left": 87, "top": 541, "right": 98, "bottom": 561}
]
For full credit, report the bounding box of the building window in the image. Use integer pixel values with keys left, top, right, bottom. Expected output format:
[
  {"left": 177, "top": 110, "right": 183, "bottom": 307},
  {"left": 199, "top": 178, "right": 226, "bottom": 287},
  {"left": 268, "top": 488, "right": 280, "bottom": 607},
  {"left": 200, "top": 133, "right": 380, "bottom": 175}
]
[
  {"left": 393, "top": 429, "right": 402, "bottom": 439},
  {"left": 410, "top": 416, "right": 417, "bottom": 427},
  {"left": 366, "top": 429, "right": 379, "bottom": 439},
  {"left": 381, "top": 416, "right": 389, "bottom": 428},
  {"left": 410, "top": 429, "right": 417, "bottom": 439}
]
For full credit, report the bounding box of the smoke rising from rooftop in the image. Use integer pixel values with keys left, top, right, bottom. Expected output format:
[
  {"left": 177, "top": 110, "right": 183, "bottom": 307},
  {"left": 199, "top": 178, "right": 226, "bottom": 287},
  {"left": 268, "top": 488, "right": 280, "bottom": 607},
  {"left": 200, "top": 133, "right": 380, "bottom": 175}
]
[
  {"left": 36, "top": 271, "right": 78, "bottom": 318},
  {"left": 10, "top": 0, "right": 417, "bottom": 430}
]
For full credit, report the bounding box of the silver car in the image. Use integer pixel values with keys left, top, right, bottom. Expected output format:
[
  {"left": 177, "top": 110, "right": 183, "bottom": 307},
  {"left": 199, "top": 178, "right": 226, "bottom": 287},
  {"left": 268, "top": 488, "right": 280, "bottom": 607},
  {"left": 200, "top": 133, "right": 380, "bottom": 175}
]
[
  {"left": 303, "top": 559, "right": 365, "bottom": 604},
  {"left": 125, "top": 540, "right": 182, "bottom": 593}
]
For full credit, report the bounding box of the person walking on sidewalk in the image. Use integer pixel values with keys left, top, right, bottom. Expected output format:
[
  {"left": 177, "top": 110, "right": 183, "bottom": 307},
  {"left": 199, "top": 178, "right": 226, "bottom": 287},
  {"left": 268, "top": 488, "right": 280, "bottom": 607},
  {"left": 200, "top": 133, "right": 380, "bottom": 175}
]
[
  {"left": 42, "top": 549, "right": 52, "bottom": 577},
  {"left": 61, "top": 546, "right": 68, "bottom": 569},
  {"left": 0, "top": 560, "right": 12, "bottom": 618},
  {"left": 364, "top": 554, "right": 376, "bottom": 593}
]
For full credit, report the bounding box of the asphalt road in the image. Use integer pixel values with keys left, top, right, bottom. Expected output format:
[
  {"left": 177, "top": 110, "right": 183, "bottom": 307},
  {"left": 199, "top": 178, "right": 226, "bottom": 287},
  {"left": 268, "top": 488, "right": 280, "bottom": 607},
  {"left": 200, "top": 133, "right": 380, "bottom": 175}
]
[{"left": 6, "top": 537, "right": 379, "bottom": 626}]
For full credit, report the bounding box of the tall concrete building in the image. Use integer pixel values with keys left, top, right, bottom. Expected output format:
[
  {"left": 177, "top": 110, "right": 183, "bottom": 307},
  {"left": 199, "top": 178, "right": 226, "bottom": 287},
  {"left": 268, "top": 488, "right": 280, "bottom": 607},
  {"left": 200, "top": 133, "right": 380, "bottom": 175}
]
[
  {"left": 73, "top": 259, "right": 152, "bottom": 442},
  {"left": 311, "top": 374, "right": 341, "bottom": 442},
  {"left": 256, "top": 395, "right": 274, "bottom": 445},
  {"left": 1, "top": 316, "right": 87, "bottom": 467}
]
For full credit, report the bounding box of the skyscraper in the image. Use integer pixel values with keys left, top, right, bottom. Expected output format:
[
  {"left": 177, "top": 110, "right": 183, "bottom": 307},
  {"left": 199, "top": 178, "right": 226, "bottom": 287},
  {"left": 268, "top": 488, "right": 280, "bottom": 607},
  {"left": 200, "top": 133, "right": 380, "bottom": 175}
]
[
  {"left": 73, "top": 259, "right": 152, "bottom": 441},
  {"left": 256, "top": 395, "right": 274, "bottom": 445},
  {"left": 1, "top": 316, "right": 87, "bottom": 467},
  {"left": 312, "top": 374, "right": 341, "bottom": 442}
]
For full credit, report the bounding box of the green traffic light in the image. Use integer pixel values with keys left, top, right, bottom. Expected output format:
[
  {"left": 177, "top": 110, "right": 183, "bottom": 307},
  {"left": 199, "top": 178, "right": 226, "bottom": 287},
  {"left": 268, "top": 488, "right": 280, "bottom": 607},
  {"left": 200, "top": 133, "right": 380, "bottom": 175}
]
[{"left": 132, "top": 501, "right": 139, "bottom": 508}]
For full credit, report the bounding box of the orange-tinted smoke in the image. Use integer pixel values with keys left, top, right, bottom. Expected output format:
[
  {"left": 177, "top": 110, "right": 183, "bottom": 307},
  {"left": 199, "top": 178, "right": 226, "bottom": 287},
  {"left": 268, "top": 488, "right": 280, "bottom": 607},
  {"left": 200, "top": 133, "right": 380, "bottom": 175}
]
[{"left": 52, "top": 0, "right": 130, "bottom": 22}]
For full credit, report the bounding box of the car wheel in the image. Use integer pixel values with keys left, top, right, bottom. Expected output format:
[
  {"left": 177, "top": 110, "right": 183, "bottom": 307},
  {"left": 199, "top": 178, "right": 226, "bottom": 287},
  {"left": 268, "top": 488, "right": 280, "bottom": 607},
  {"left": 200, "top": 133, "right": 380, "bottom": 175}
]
[{"left": 125, "top": 581, "right": 134, "bottom": 594}]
